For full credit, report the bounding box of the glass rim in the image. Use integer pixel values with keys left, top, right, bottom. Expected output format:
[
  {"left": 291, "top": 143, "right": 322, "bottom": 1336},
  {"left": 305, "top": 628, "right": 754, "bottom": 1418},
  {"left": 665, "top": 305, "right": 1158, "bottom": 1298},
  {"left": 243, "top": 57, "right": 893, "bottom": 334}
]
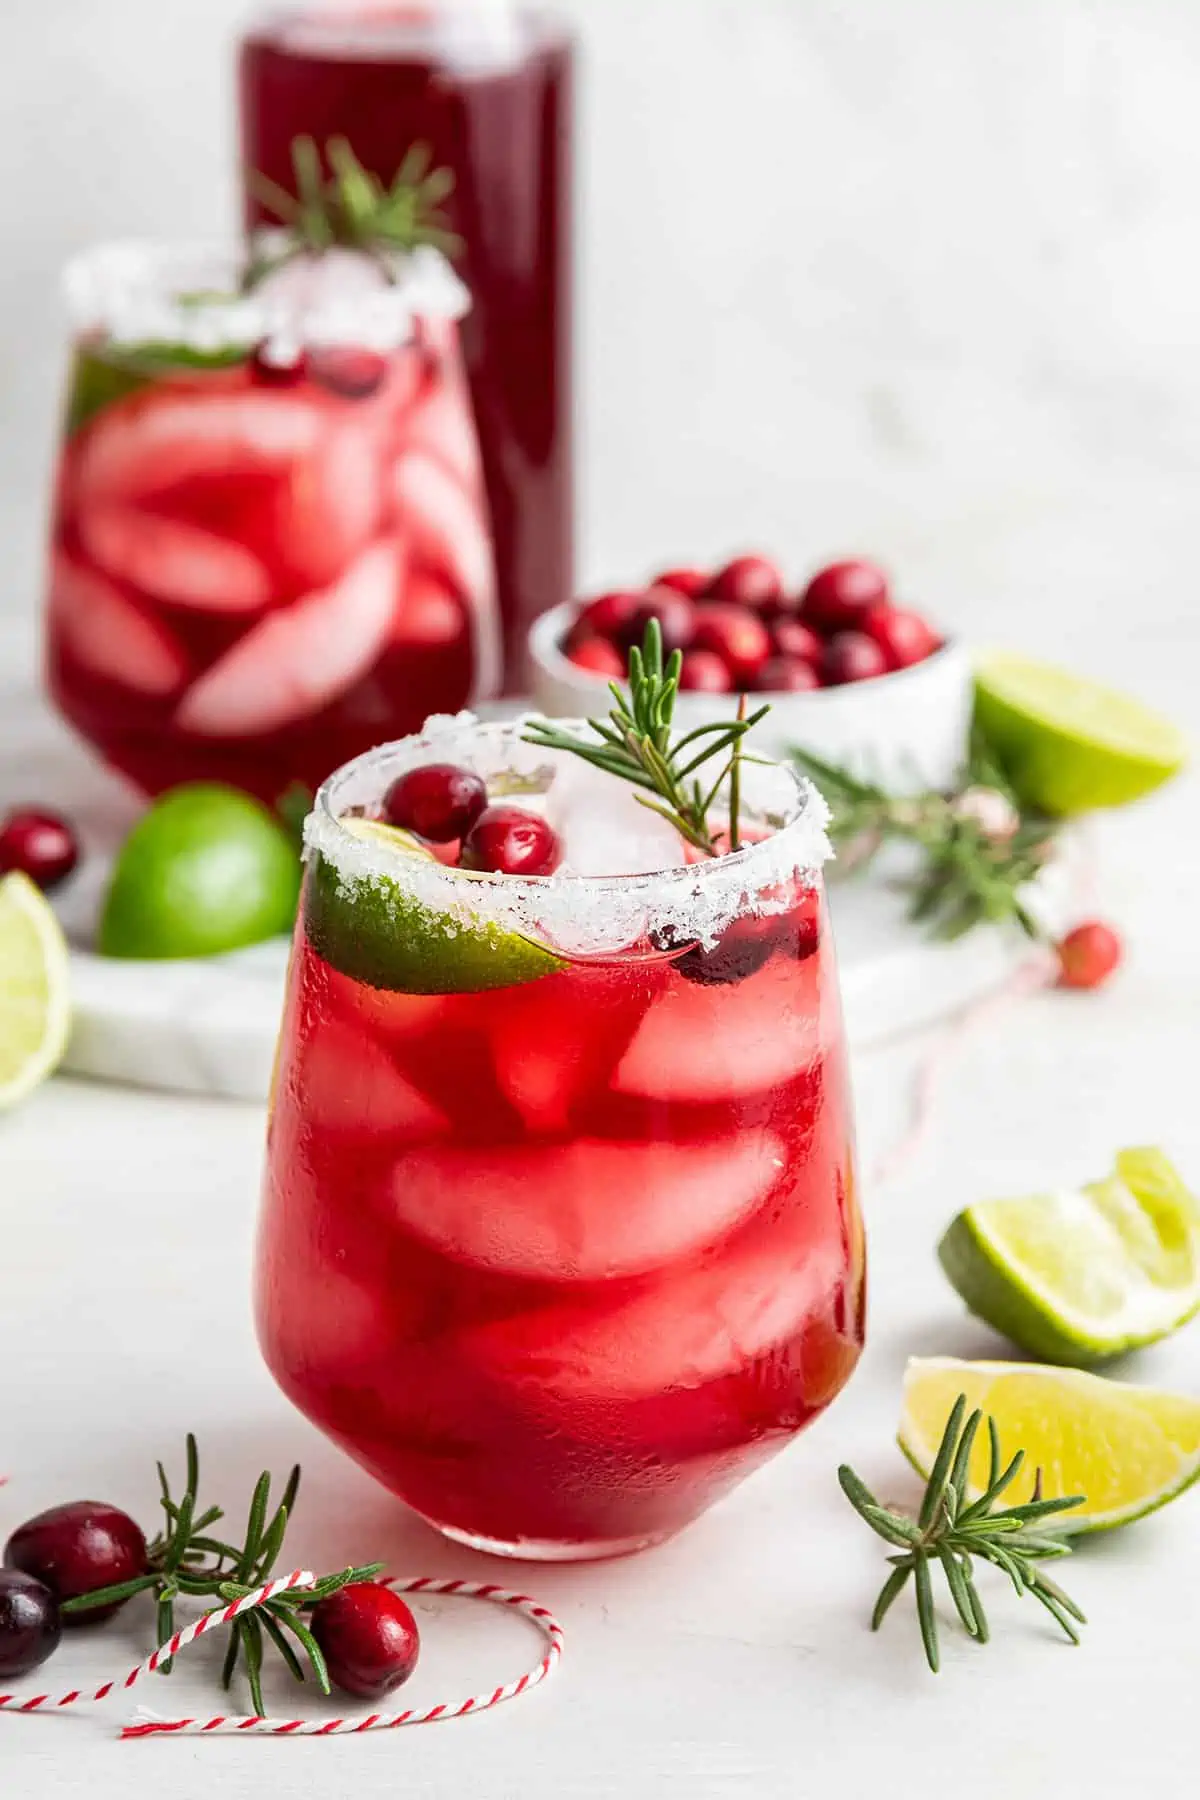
[
  {"left": 305, "top": 713, "right": 832, "bottom": 957},
  {"left": 62, "top": 238, "right": 469, "bottom": 358}
]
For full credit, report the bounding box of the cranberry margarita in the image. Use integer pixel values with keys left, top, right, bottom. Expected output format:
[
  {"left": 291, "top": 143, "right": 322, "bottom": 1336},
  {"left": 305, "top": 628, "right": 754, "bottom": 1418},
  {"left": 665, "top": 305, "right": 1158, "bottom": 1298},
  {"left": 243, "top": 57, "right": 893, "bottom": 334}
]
[
  {"left": 258, "top": 718, "right": 864, "bottom": 1558},
  {"left": 46, "top": 240, "right": 497, "bottom": 803}
]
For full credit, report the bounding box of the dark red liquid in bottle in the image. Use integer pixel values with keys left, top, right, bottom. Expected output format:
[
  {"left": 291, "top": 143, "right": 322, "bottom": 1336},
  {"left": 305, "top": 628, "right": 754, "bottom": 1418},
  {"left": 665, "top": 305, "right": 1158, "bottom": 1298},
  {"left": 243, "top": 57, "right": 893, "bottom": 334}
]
[{"left": 238, "top": 6, "right": 573, "bottom": 697}]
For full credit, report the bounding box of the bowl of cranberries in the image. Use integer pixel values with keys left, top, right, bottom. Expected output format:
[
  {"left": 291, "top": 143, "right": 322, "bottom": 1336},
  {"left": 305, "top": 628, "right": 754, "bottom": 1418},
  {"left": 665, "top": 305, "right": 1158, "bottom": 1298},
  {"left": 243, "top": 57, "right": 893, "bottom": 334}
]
[{"left": 530, "top": 555, "right": 973, "bottom": 791}]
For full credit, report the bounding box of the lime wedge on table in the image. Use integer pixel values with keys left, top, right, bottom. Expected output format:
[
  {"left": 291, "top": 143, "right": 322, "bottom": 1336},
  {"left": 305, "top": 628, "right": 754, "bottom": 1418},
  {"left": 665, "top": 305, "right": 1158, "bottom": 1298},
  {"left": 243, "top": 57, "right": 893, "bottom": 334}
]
[
  {"left": 938, "top": 1148, "right": 1200, "bottom": 1368},
  {"left": 306, "top": 817, "right": 564, "bottom": 994},
  {"left": 973, "top": 652, "right": 1186, "bottom": 816},
  {"left": 99, "top": 784, "right": 301, "bottom": 960},
  {"left": 0, "top": 873, "right": 71, "bottom": 1109},
  {"left": 900, "top": 1356, "right": 1200, "bottom": 1533}
]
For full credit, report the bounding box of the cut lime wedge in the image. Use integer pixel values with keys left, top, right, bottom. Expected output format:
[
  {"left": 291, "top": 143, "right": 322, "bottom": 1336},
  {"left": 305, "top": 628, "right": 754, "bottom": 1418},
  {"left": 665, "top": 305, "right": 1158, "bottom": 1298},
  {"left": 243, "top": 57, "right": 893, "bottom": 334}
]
[
  {"left": 306, "top": 818, "right": 564, "bottom": 995},
  {"left": 973, "top": 651, "right": 1187, "bottom": 816},
  {"left": 938, "top": 1147, "right": 1200, "bottom": 1368},
  {"left": 66, "top": 341, "right": 248, "bottom": 433},
  {"left": 0, "top": 872, "right": 71, "bottom": 1108},
  {"left": 900, "top": 1356, "right": 1200, "bottom": 1533}
]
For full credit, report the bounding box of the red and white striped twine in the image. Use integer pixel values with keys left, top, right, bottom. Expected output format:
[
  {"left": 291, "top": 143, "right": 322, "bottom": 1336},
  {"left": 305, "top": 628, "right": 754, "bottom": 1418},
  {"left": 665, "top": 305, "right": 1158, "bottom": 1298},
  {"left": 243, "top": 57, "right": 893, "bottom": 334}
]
[{"left": 0, "top": 1570, "right": 564, "bottom": 1742}]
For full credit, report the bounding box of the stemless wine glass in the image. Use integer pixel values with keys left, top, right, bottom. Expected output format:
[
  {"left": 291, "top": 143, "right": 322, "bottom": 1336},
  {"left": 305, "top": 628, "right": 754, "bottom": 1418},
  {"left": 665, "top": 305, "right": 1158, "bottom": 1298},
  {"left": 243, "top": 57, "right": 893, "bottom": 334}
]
[
  {"left": 45, "top": 240, "right": 498, "bottom": 804},
  {"left": 256, "top": 718, "right": 866, "bottom": 1560}
]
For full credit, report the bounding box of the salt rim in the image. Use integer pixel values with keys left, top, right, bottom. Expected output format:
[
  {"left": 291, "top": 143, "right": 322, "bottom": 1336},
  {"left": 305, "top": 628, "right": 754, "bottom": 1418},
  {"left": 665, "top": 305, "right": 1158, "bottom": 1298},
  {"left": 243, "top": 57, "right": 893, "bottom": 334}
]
[
  {"left": 63, "top": 239, "right": 470, "bottom": 360},
  {"left": 304, "top": 714, "right": 832, "bottom": 958}
]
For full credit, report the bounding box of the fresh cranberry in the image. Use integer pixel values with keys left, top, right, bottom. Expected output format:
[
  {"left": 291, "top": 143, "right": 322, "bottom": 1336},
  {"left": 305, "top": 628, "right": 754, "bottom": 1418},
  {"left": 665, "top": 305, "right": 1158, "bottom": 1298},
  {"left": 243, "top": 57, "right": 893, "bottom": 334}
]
[
  {"left": 4, "top": 1502, "right": 148, "bottom": 1624},
  {"left": 0, "top": 1570, "right": 61, "bottom": 1678},
  {"left": 249, "top": 346, "right": 306, "bottom": 387},
  {"left": 707, "top": 554, "right": 786, "bottom": 615},
  {"left": 653, "top": 566, "right": 709, "bottom": 600},
  {"left": 0, "top": 809, "right": 79, "bottom": 891},
  {"left": 622, "top": 587, "right": 696, "bottom": 656},
  {"left": 800, "top": 559, "right": 891, "bottom": 632},
  {"left": 862, "top": 604, "right": 941, "bottom": 671},
  {"left": 310, "top": 1582, "right": 420, "bottom": 1701},
  {"left": 306, "top": 346, "right": 389, "bottom": 399},
  {"left": 573, "top": 591, "right": 641, "bottom": 643},
  {"left": 676, "top": 894, "right": 820, "bottom": 986},
  {"left": 690, "top": 604, "right": 772, "bottom": 687},
  {"left": 1056, "top": 921, "right": 1123, "bottom": 990},
  {"left": 383, "top": 763, "right": 488, "bottom": 844},
  {"left": 754, "top": 656, "right": 821, "bottom": 693},
  {"left": 821, "top": 631, "right": 889, "bottom": 685},
  {"left": 566, "top": 636, "right": 627, "bottom": 680},
  {"left": 677, "top": 649, "right": 733, "bottom": 692},
  {"left": 462, "top": 805, "right": 562, "bottom": 876},
  {"left": 772, "top": 618, "right": 823, "bottom": 664}
]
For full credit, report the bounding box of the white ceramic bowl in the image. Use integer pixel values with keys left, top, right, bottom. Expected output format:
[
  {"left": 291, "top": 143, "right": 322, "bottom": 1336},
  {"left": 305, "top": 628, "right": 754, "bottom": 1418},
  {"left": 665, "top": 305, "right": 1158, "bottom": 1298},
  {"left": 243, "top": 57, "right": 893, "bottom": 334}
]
[{"left": 528, "top": 602, "right": 974, "bottom": 793}]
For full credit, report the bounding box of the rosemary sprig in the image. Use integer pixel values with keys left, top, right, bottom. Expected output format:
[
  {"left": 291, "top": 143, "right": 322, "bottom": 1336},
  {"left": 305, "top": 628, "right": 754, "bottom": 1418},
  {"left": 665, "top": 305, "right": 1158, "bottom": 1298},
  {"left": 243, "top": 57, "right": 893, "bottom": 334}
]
[
  {"left": 523, "top": 620, "right": 769, "bottom": 854},
  {"left": 840, "top": 1394, "right": 1088, "bottom": 1672},
  {"left": 246, "top": 134, "right": 462, "bottom": 288},
  {"left": 792, "top": 725, "right": 1058, "bottom": 942},
  {"left": 61, "top": 1438, "right": 381, "bottom": 1717}
]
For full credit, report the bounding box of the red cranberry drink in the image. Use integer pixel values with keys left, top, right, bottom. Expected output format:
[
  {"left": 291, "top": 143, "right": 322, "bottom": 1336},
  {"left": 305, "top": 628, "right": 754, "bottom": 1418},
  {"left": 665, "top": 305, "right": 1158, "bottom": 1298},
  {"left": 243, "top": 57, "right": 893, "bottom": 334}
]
[
  {"left": 46, "top": 225, "right": 497, "bottom": 804},
  {"left": 258, "top": 701, "right": 865, "bottom": 1558}
]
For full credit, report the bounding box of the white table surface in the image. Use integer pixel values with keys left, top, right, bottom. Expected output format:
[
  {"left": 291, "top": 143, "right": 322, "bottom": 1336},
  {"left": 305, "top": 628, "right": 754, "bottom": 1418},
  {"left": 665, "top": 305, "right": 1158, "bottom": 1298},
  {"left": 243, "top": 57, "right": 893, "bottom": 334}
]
[{"left": 2, "top": 614, "right": 1200, "bottom": 1799}]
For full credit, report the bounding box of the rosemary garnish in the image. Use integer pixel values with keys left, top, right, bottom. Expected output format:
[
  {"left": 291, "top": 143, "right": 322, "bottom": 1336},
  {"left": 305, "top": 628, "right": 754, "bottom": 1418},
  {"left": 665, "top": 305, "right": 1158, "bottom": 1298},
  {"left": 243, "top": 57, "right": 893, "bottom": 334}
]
[
  {"left": 61, "top": 1437, "right": 381, "bottom": 1717},
  {"left": 840, "top": 1394, "right": 1087, "bottom": 1671},
  {"left": 246, "top": 134, "right": 462, "bottom": 287},
  {"left": 792, "top": 725, "right": 1057, "bottom": 942},
  {"left": 523, "top": 620, "right": 768, "bottom": 854}
]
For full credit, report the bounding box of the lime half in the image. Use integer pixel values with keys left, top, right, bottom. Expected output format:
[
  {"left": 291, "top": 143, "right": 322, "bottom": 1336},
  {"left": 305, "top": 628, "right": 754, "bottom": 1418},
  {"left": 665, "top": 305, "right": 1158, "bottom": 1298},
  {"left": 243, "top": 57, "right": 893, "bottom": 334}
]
[
  {"left": 938, "top": 1148, "right": 1200, "bottom": 1368},
  {"left": 973, "top": 651, "right": 1187, "bottom": 815},
  {"left": 99, "top": 784, "right": 301, "bottom": 960},
  {"left": 0, "top": 872, "right": 71, "bottom": 1108},
  {"left": 900, "top": 1356, "right": 1200, "bottom": 1534},
  {"left": 306, "top": 818, "right": 564, "bottom": 995}
]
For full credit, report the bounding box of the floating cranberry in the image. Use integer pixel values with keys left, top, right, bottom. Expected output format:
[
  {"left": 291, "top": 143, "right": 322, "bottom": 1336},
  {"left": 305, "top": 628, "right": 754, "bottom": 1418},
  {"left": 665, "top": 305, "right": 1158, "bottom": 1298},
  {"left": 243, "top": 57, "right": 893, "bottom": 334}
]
[
  {"left": 691, "top": 604, "right": 772, "bottom": 687},
  {"left": 0, "top": 808, "right": 79, "bottom": 892},
  {"left": 306, "top": 346, "right": 389, "bottom": 399},
  {"left": 821, "top": 631, "right": 889, "bottom": 686},
  {"left": 574, "top": 591, "right": 641, "bottom": 643},
  {"left": 622, "top": 587, "right": 696, "bottom": 656},
  {"left": 800, "top": 559, "right": 890, "bottom": 632},
  {"left": 707, "top": 554, "right": 785, "bottom": 615},
  {"left": 677, "top": 649, "right": 733, "bottom": 693},
  {"left": 771, "top": 618, "right": 823, "bottom": 664},
  {"left": 383, "top": 763, "right": 488, "bottom": 844},
  {"left": 566, "top": 636, "right": 627, "bottom": 679},
  {"left": 676, "top": 893, "right": 820, "bottom": 986},
  {"left": 311, "top": 1582, "right": 421, "bottom": 1701},
  {"left": 754, "top": 656, "right": 821, "bottom": 693},
  {"left": 1056, "top": 921, "right": 1122, "bottom": 990},
  {"left": 462, "top": 805, "right": 562, "bottom": 876},
  {"left": 862, "top": 604, "right": 940, "bottom": 671},
  {"left": 249, "top": 346, "right": 306, "bottom": 388},
  {"left": 0, "top": 1570, "right": 61, "bottom": 1678},
  {"left": 4, "top": 1502, "right": 148, "bottom": 1624},
  {"left": 653, "top": 566, "right": 710, "bottom": 599}
]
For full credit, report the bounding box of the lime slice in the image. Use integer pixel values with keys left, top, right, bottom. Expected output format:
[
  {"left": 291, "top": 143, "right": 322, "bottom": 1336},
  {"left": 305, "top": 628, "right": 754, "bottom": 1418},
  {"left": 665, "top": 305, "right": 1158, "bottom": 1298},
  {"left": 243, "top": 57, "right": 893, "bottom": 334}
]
[
  {"left": 306, "top": 818, "right": 564, "bottom": 995},
  {"left": 66, "top": 341, "right": 248, "bottom": 433},
  {"left": 900, "top": 1356, "right": 1200, "bottom": 1533},
  {"left": 937, "top": 1147, "right": 1200, "bottom": 1368},
  {"left": 0, "top": 872, "right": 71, "bottom": 1108},
  {"left": 973, "top": 652, "right": 1187, "bottom": 816},
  {"left": 99, "top": 784, "right": 301, "bottom": 960}
]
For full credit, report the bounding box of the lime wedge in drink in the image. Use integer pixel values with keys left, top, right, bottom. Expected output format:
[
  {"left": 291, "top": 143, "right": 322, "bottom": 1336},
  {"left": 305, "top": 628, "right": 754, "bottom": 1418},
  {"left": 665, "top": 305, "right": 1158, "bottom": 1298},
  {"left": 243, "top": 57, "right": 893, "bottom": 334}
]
[
  {"left": 973, "top": 651, "right": 1187, "bottom": 815},
  {"left": 899, "top": 1356, "right": 1200, "bottom": 1533},
  {"left": 99, "top": 783, "right": 301, "bottom": 959},
  {"left": 66, "top": 341, "right": 248, "bottom": 433},
  {"left": 938, "top": 1148, "right": 1200, "bottom": 1368},
  {"left": 0, "top": 872, "right": 71, "bottom": 1109},
  {"left": 306, "top": 817, "right": 565, "bottom": 995}
]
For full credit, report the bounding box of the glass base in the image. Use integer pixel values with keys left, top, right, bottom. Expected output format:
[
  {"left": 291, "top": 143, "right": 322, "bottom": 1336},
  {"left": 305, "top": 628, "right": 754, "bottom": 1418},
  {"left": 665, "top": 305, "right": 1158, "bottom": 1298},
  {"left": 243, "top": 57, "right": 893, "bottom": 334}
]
[{"left": 425, "top": 1516, "right": 675, "bottom": 1563}]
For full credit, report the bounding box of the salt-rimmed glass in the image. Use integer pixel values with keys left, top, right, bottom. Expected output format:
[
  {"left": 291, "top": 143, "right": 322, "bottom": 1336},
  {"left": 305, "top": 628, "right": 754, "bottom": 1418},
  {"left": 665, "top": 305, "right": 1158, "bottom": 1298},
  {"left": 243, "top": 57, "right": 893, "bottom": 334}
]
[
  {"left": 44, "top": 239, "right": 498, "bottom": 805},
  {"left": 257, "top": 718, "right": 866, "bottom": 1560}
]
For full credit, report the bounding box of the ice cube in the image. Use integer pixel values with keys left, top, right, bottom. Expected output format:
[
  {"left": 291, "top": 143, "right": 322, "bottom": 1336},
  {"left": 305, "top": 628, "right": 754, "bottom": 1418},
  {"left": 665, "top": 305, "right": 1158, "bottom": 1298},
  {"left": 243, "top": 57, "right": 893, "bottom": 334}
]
[{"left": 545, "top": 755, "right": 685, "bottom": 878}]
